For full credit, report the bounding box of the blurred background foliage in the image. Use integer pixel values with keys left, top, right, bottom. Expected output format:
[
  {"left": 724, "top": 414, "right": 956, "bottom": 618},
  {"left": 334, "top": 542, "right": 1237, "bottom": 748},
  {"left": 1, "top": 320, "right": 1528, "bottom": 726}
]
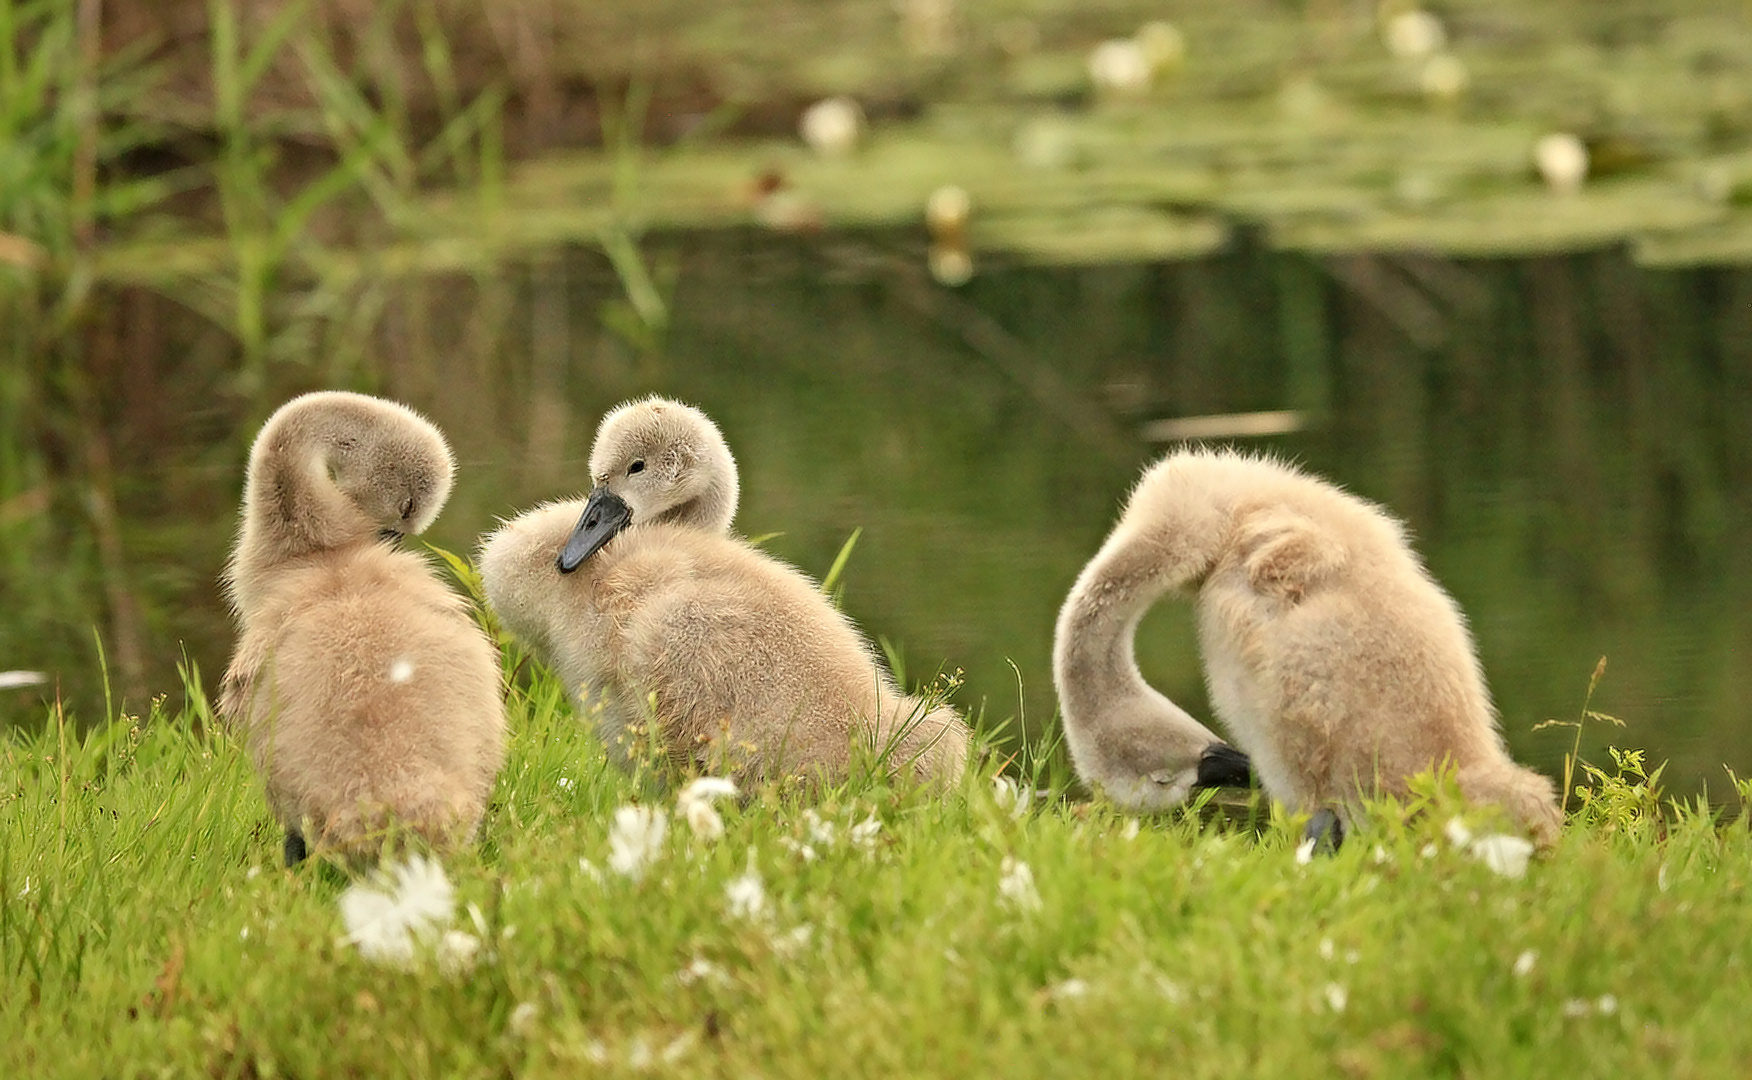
[{"left": 2, "top": 0, "right": 1750, "bottom": 795}]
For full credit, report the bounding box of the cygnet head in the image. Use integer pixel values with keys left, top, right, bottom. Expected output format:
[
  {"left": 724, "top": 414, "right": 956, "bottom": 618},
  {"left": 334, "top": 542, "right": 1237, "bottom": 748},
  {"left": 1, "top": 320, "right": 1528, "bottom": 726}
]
[
  {"left": 240, "top": 391, "right": 455, "bottom": 561},
  {"left": 558, "top": 397, "right": 739, "bottom": 572}
]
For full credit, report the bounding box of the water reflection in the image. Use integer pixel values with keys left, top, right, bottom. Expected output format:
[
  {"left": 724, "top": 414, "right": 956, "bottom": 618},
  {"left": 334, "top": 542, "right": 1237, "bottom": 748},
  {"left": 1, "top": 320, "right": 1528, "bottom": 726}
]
[{"left": 10, "top": 234, "right": 1751, "bottom": 796}]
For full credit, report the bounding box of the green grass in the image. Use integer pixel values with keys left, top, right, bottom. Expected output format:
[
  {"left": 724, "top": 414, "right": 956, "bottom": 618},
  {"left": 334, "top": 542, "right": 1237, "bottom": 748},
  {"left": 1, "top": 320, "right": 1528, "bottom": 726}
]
[{"left": 4, "top": 648, "right": 1751, "bottom": 1078}]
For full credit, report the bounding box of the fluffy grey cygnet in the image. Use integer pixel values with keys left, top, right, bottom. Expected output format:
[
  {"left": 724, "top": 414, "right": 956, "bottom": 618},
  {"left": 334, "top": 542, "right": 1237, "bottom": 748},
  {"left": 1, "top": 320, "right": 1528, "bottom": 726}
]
[
  {"left": 1054, "top": 448, "right": 1561, "bottom": 847},
  {"left": 221, "top": 391, "right": 506, "bottom": 865},
  {"left": 479, "top": 396, "right": 969, "bottom": 786}
]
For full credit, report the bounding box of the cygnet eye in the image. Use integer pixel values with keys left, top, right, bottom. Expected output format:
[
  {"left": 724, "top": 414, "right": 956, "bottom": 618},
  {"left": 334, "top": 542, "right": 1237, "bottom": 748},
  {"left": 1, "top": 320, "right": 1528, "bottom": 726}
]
[
  {"left": 399, "top": 496, "right": 415, "bottom": 520},
  {"left": 627, "top": 459, "right": 646, "bottom": 475}
]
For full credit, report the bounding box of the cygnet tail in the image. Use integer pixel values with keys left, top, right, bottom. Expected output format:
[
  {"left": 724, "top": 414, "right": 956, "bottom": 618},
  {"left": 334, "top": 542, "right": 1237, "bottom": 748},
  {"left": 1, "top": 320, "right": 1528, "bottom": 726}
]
[
  {"left": 1458, "top": 760, "right": 1563, "bottom": 848},
  {"left": 871, "top": 702, "right": 971, "bottom": 788}
]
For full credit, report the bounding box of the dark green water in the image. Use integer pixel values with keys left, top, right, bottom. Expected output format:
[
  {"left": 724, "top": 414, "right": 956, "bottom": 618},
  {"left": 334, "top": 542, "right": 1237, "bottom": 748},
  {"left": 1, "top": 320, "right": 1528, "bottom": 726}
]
[{"left": 5, "top": 233, "right": 1750, "bottom": 797}]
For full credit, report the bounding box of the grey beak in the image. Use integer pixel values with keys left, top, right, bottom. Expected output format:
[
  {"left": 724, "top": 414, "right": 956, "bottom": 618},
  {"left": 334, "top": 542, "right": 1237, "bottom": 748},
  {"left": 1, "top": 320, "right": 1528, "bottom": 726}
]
[
  {"left": 1194, "top": 742, "right": 1254, "bottom": 788},
  {"left": 557, "top": 487, "right": 633, "bottom": 573}
]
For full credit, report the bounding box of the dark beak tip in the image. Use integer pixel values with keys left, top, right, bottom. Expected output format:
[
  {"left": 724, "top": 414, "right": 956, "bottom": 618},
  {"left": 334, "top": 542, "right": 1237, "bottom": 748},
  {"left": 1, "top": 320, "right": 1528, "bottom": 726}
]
[
  {"left": 556, "top": 487, "right": 633, "bottom": 574},
  {"left": 1194, "top": 742, "right": 1255, "bottom": 789}
]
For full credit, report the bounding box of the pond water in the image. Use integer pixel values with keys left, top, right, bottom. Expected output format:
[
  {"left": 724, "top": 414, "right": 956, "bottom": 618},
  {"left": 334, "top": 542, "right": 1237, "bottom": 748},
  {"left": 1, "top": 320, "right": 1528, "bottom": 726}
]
[{"left": 9, "top": 232, "right": 1751, "bottom": 798}]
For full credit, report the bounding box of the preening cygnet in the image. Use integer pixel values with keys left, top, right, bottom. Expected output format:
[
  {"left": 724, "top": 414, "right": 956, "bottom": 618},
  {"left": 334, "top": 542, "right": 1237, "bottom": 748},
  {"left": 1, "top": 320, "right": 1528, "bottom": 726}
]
[
  {"left": 1054, "top": 448, "right": 1561, "bottom": 847},
  {"left": 220, "top": 391, "right": 506, "bottom": 865},
  {"left": 478, "top": 397, "right": 970, "bottom": 786}
]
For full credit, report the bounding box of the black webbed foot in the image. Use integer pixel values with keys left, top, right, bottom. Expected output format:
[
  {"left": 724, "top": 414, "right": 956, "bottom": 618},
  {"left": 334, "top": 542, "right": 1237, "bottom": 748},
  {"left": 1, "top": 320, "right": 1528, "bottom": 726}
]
[
  {"left": 1303, "top": 808, "right": 1344, "bottom": 855},
  {"left": 284, "top": 830, "right": 308, "bottom": 867}
]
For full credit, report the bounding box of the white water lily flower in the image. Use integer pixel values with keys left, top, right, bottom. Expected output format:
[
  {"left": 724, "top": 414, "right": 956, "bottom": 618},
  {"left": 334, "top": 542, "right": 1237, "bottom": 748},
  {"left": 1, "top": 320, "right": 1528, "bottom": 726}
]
[
  {"left": 799, "top": 97, "right": 863, "bottom": 157},
  {"left": 339, "top": 854, "right": 457, "bottom": 968},
  {"left": 998, "top": 856, "right": 1042, "bottom": 913},
  {"left": 1471, "top": 834, "right": 1534, "bottom": 879},
  {"left": 608, "top": 805, "right": 668, "bottom": 880},
  {"left": 1384, "top": 10, "right": 1445, "bottom": 58},
  {"left": 1535, "top": 133, "right": 1588, "bottom": 194}
]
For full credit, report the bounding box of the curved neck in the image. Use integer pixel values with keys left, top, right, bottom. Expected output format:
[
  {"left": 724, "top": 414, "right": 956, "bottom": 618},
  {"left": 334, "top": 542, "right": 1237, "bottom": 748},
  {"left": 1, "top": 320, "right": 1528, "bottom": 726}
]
[
  {"left": 1055, "top": 540, "right": 1172, "bottom": 728},
  {"left": 227, "top": 443, "right": 359, "bottom": 611},
  {"left": 653, "top": 470, "right": 737, "bottom": 534}
]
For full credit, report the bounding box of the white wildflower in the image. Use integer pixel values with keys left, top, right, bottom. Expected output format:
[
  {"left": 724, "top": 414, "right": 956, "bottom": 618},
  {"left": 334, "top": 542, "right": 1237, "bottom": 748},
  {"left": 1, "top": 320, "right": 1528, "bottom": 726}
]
[
  {"left": 582, "top": 1040, "right": 609, "bottom": 1065},
  {"left": 245, "top": 866, "right": 262, "bottom": 881},
  {"left": 578, "top": 858, "right": 605, "bottom": 885},
  {"left": 1514, "top": 949, "right": 1538, "bottom": 977},
  {"left": 1419, "top": 842, "right": 1439, "bottom": 859},
  {"left": 849, "top": 814, "right": 883, "bottom": 852},
  {"left": 771, "top": 924, "right": 814, "bottom": 957},
  {"left": 992, "top": 776, "right": 1031, "bottom": 819},
  {"left": 1470, "top": 834, "right": 1534, "bottom": 879},
  {"left": 338, "top": 854, "right": 457, "bottom": 968},
  {"left": 677, "top": 956, "right": 729, "bottom": 987},
  {"left": 239, "top": 926, "right": 250, "bottom": 941},
  {"left": 1295, "top": 837, "right": 1317, "bottom": 865},
  {"left": 608, "top": 805, "right": 668, "bottom": 880},
  {"left": 662, "top": 1032, "right": 698, "bottom": 1065},
  {"left": 682, "top": 800, "right": 725, "bottom": 843},
  {"left": 1597, "top": 994, "right": 1618, "bottom": 1015},
  {"left": 436, "top": 929, "right": 481, "bottom": 977},
  {"left": 1372, "top": 844, "right": 1391, "bottom": 865},
  {"left": 677, "top": 777, "right": 737, "bottom": 843},
  {"left": 725, "top": 864, "right": 768, "bottom": 922},
  {"left": 998, "top": 856, "right": 1042, "bottom": 913},
  {"left": 778, "top": 836, "right": 818, "bottom": 862},
  {"left": 555, "top": 776, "right": 575, "bottom": 792},
  {"left": 508, "top": 1002, "right": 539, "bottom": 1037},
  {"left": 1121, "top": 818, "right": 1141, "bottom": 841},
  {"left": 1345, "top": 949, "right": 1360, "bottom": 965},
  {"left": 1318, "top": 937, "right": 1335, "bottom": 961},
  {"left": 803, "top": 809, "right": 836, "bottom": 848},
  {"left": 1444, "top": 816, "right": 1474, "bottom": 848},
  {"left": 627, "top": 1037, "right": 654, "bottom": 1071},
  {"left": 1323, "top": 983, "right": 1349, "bottom": 1012},
  {"left": 1562, "top": 998, "right": 1591, "bottom": 1018},
  {"left": 1049, "top": 978, "right": 1091, "bottom": 1001}
]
